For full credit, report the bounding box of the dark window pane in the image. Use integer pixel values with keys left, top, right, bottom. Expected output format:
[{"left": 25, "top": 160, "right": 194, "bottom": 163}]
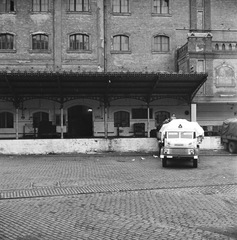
[
  {"left": 0, "top": 112, "right": 13, "bottom": 128},
  {"left": 114, "top": 111, "right": 130, "bottom": 127},
  {"left": 132, "top": 109, "right": 153, "bottom": 119}
]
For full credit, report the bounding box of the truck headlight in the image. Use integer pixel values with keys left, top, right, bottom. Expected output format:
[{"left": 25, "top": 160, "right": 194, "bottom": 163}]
[
  {"left": 189, "top": 149, "right": 195, "bottom": 154},
  {"left": 164, "top": 148, "right": 169, "bottom": 154}
]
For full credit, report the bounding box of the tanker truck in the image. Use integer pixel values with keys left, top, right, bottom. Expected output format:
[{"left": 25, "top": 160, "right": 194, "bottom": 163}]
[{"left": 158, "top": 119, "right": 204, "bottom": 168}]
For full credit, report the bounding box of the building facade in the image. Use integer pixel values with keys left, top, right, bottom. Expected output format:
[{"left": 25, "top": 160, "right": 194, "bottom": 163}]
[{"left": 0, "top": 0, "right": 236, "bottom": 139}]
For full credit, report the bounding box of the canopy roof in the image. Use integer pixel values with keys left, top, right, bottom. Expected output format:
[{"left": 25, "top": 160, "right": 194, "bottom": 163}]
[{"left": 0, "top": 71, "right": 208, "bottom": 104}]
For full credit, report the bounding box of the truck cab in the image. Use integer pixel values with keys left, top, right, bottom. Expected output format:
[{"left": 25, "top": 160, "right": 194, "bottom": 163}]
[{"left": 158, "top": 119, "right": 204, "bottom": 168}]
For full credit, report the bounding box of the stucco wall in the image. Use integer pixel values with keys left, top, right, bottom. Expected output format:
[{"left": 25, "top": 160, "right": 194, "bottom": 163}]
[{"left": 0, "top": 137, "right": 223, "bottom": 155}]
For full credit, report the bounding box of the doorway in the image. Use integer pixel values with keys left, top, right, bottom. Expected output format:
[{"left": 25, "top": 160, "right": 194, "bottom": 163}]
[
  {"left": 155, "top": 111, "right": 170, "bottom": 131},
  {"left": 68, "top": 105, "right": 93, "bottom": 138}
]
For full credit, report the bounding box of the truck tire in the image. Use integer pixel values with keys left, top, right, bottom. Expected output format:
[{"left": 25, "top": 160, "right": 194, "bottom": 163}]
[
  {"left": 162, "top": 158, "right": 167, "bottom": 167},
  {"left": 228, "top": 141, "right": 237, "bottom": 153},
  {"left": 193, "top": 159, "right": 198, "bottom": 168}
]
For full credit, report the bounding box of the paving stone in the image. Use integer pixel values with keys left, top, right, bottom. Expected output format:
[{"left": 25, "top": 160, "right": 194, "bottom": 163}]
[{"left": 0, "top": 154, "right": 237, "bottom": 239}]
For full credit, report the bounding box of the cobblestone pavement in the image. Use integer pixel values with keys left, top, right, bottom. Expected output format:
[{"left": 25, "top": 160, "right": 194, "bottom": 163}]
[{"left": 0, "top": 152, "right": 237, "bottom": 240}]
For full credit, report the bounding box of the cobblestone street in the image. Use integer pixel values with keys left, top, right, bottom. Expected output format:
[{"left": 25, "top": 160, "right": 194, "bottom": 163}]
[{"left": 0, "top": 152, "right": 237, "bottom": 240}]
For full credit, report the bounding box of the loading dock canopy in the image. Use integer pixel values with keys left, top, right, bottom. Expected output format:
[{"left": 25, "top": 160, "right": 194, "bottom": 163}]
[{"left": 0, "top": 71, "right": 208, "bottom": 103}]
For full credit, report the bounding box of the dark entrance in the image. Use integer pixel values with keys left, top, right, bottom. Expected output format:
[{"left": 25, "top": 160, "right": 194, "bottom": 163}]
[{"left": 68, "top": 105, "right": 93, "bottom": 138}]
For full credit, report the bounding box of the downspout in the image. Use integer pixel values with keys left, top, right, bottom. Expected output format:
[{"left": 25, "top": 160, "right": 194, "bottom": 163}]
[
  {"left": 103, "top": 0, "right": 107, "bottom": 72},
  {"left": 103, "top": 0, "right": 108, "bottom": 138}
]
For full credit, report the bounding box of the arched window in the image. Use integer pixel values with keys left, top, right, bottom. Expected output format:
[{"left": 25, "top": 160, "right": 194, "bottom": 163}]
[
  {"left": 229, "top": 44, "right": 232, "bottom": 51},
  {"left": 153, "top": 0, "right": 169, "bottom": 14},
  {"left": 32, "top": 0, "right": 49, "bottom": 12},
  {"left": 0, "top": 112, "right": 14, "bottom": 128},
  {"left": 222, "top": 44, "right": 225, "bottom": 51},
  {"left": 215, "top": 44, "right": 219, "bottom": 50},
  {"left": 32, "top": 34, "right": 49, "bottom": 50},
  {"left": 113, "top": 35, "right": 129, "bottom": 51},
  {"left": 112, "top": 0, "right": 129, "bottom": 13},
  {"left": 0, "top": 33, "right": 14, "bottom": 50},
  {"left": 69, "top": 34, "right": 89, "bottom": 50},
  {"left": 68, "top": 0, "right": 89, "bottom": 12},
  {"left": 114, "top": 111, "right": 130, "bottom": 127},
  {"left": 154, "top": 35, "right": 169, "bottom": 52}
]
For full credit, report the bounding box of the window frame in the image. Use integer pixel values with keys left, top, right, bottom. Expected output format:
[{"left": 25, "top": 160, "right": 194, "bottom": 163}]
[
  {"left": 111, "top": 34, "right": 131, "bottom": 53},
  {"left": 0, "top": 111, "right": 14, "bottom": 129},
  {"left": 67, "top": 0, "right": 90, "bottom": 13},
  {"left": 114, "top": 111, "right": 130, "bottom": 127},
  {"left": 0, "top": 33, "right": 16, "bottom": 53},
  {"left": 67, "top": 33, "right": 92, "bottom": 53},
  {"left": 152, "top": 34, "right": 170, "bottom": 53},
  {"left": 0, "top": 0, "right": 16, "bottom": 13},
  {"left": 152, "top": 0, "right": 171, "bottom": 16},
  {"left": 29, "top": 32, "right": 51, "bottom": 53},
  {"left": 112, "top": 0, "right": 130, "bottom": 15},
  {"left": 32, "top": 0, "right": 49, "bottom": 12}
]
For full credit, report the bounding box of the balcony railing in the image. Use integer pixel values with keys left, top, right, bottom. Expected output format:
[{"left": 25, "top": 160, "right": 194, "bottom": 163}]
[{"left": 177, "top": 42, "right": 188, "bottom": 59}]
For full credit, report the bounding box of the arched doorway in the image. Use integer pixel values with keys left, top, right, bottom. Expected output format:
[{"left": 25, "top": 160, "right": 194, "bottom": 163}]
[{"left": 68, "top": 105, "right": 93, "bottom": 138}]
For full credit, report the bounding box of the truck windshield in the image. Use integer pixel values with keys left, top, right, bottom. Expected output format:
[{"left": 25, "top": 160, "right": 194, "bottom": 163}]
[
  {"left": 167, "top": 132, "right": 179, "bottom": 138},
  {"left": 167, "top": 131, "right": 194, "bottom": 139},
  {"left": 181, "top": 131, "right": 193, "bottom": 139}
]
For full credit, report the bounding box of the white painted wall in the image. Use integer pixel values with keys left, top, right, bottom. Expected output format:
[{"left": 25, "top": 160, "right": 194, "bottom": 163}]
[{"left": 0, "top": 137, "right": 223, "bottom": 155}]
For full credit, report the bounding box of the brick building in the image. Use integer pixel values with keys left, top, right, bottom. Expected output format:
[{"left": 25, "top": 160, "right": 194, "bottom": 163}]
[{"left": 0, "top": 0, "right": 235, "bottom": 139}]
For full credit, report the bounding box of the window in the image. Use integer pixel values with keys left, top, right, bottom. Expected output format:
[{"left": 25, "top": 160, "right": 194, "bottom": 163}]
[
  {"left": 0, "top": 112, "right": 13, "bottom": 128},
  {"left": 68, "top": 0, "right": 89, "bottom": 12},
  {"left": 69, "top": 34, "right": 89, "bottom": 50},
  {"left": 32, "top": 0, "right": 49, "bottom": 12},
  {"left": 0, "top": 0, "right": 15, "bottom": 12},
  {"left": 153, "top": 0, "right": 169, "bottom": 14},
  {"left": 0, "top": 33, "right": 14, "bottom": 50},
  {"left": 114, "top": 111, "right": 130, "bottom": 127},
  {"left": 32, "top": 34, "right": 49, "bottom": 50},
  {"left": 197, "top": 60, "right": 205, "bottom": 73},
  {"left": 197, "top": 11, "right": 204, "bottom": 30},
  {"left": 154, "top": 35, "right": 169, "bottom": 52},
  {"left": 113, "top": 35, "right": 129, "bottom": 51},
  {"left": 33, "top": 112, "right": 49, "bottom": 128},
  {"left": 112, "top": 0, "right": 129, "bottom": 13},
  {"left": 132, "top": 109, "right": 153, "bottom": 119}
]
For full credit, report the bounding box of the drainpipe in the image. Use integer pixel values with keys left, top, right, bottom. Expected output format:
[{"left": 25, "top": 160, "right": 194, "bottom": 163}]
[{"left": 103, "top": 0, "right": 107, "bottom": 72}]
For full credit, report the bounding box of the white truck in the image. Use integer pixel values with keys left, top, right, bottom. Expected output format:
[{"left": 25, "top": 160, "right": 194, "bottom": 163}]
[{"left": 158, "top": 119, "right": 204, "bottom": 168}]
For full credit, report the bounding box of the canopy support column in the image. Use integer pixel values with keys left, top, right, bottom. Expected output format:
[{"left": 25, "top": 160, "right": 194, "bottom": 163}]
[
  {"left": 147, "top": 104, "right": 150, "bottom": 138},
  {"left": 191, "top": 103, "right": 197, "bottom": 122},
  {"left": 60, "top": 104, "right": 64, "bottom": 139},
  {"left": 103, "top": 96, "right": 109, "bottom": 139},
  {"left": 104, "top": 104, "right": 108, "bottom": 139},
  {"left": 15, "top": 108, "right": 19, "bottom": 139}
]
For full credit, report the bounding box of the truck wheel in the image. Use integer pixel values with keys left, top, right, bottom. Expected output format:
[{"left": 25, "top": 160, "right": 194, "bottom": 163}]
[
  {"left": 162, "top": 158, "right": 167, "bottom": 167},
  {"left": 228, "top": 141, "right": 237, "bottom": 153},
  {"left": 193, "top": 159, "right": 198, "bottom": 168}
]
